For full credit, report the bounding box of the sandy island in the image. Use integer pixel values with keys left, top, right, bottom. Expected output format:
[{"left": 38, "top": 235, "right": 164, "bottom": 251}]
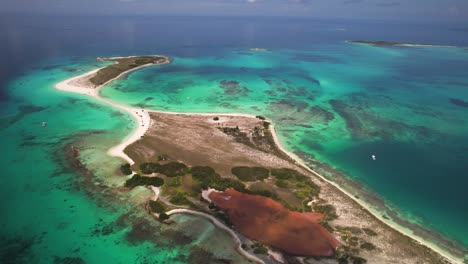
[{"left": 55, "top": 56, "right": 463, "bottom": 264}]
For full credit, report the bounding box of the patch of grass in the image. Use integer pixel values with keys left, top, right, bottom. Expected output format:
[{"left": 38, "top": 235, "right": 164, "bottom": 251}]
[
  {"left": 124, "top": 174, "right": 164, "bottom": 189},
  {"left": 231, "top": 166, "right": 269, "bottom": 182}
]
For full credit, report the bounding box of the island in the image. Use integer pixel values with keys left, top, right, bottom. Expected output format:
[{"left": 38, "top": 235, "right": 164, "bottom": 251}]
[
  {"left": 250, "top": 48, "right": 271, "bottom": 52},
  {"left": 55, "top": 55, "right": 460, "bottom": 264},
  {"left": 346, "top": 40, "right": 454, "bottom": 48}
]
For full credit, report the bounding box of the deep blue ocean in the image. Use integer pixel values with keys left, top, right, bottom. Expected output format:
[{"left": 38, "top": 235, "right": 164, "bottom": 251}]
[{"left": 1, "top": 14, "right": 467, "bottom": 263}]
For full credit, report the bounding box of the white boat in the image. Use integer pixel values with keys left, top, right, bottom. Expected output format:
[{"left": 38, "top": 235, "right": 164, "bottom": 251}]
[
  {"left": 42, "top": 122, "right": 47, "bottom": 127},
  {"left": 372, "top": 154, "right": 376, "bottom": 161}
]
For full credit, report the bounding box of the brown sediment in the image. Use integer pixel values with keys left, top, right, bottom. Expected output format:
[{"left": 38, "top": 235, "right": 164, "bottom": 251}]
[{"left": 209, "top": 189, "right": 339, "bottom": 256}]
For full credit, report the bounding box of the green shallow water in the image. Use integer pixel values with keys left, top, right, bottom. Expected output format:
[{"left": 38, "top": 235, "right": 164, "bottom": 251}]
[
  {"left": 101, "top": 44, "right": 468, "bottom": 252},
  {"left": 0, "top": 58, "right": 246, "bottom": 263}
]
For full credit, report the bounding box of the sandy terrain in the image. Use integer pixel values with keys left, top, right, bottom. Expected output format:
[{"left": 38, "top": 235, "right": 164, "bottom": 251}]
[{"left": 125, "top": 112, "right": 453, "bottom": 264}]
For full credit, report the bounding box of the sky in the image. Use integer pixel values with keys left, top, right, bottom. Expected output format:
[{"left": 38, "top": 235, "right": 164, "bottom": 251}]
[{"left": 1, "top": 0, "right": 467, "bottom": 21}]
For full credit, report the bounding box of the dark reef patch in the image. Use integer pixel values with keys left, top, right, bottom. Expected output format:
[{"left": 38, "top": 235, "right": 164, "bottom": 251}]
[
  {"left": 449, "top": 98, "right": 468, "bottom": 108},
  {"left": 219, "top": 80, "right": 250, "bottom": 95},
  {"left": 291, "top": 53, "right": 342, "bottom": 63},
  {"left": 144, "top": 97, "right": 154, "bottom": 101},
  {"left": 0, "top": 105, "right": 48, "bottom": 129},
  {"left": 330, "top": 97, "right": 438, "bottom": 141},
  {"left": 53, "top": 256, "right": 86, "bottom": 264},
  {"left": 188, "top": 246, "right": 232, "bottom": 264},
  {"left": 0, "top": 235, "right": 43, "bottom": 264}
]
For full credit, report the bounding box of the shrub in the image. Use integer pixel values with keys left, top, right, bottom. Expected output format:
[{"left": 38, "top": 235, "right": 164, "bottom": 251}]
[
  {"left": 360, "top": 242, "right": 376, "bottom": 251},
  {"left": 140, "top": 162, "right": 160, "bottom": 174},
  {"left": 263, "top": 121, "right": 270, "bottom": 129},
  {"left": 256, "top": 115, "right": 266, "bottom": 120},
  {"left": 159, "top": 213, "right": 169, "bottom": 221},
  {"left": 213, "top": 117, "right": 219, "bottom": 121},
  {"left": 149, "top": 200, "right": 166, "bottom": 213},
  {"left": 232, "top": 166, "right": 254, "bottom": 181},
  {"left": 314, "top": 204, "right": 338, "bottom": 221},
  {"left": 362, "top": 228, "right": 378, "bottom": 237},
  {"left": 124, "top": 174, "right": 164, "bottom": 189},
  {"left": 231, "top": 166, "right": 269, "bottom": 182},
  {"left": 212, "top": 178, "right": 246, "bottom": 192},
  {"left": 120, "top": 163, "right": 132, "bottom": 175},
  {"left": 191, "top": 166, "right": 218, "bottom": 182},
  {"left": 155, "top": 162, "right": 189, "bottom": 177},
  {"left": 252, "top": 244, "right": 268, "bottom": 254},
  {"left": 271, "top": 168, "right": 321, "bottom": 196}
]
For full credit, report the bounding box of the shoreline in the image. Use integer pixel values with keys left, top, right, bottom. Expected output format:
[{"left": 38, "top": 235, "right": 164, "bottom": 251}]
[
  {"left": 166, "top": 208, "right": 265, "bottom": 264},
  {"left": 345, "top": 40, "right": 457, "bottom": 48},
  {"left": 54, "top": 57, "right": 463, "bottom": 264}
]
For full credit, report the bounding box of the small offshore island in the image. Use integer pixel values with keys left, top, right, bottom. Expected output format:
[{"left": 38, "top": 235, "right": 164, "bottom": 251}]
[
  {"left": 55, "top": 55, "right": 460, "bottom": 264},
  {"left": 346, "top": 40, "right": 454, "bottom": 47}
]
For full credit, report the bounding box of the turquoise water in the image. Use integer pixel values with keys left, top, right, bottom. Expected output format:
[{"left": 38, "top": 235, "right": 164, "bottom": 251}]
[
  {"left": 2, "top": 15, "right": 468, "bottom": 263},
  {"left": 101, "top": 44, "right": 468, "bottom": 252},
  {"left": 0, "top": 58, "right": 246, "bottom": 263}
]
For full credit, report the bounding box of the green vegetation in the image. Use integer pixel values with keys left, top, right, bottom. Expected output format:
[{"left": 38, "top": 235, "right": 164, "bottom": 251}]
[
  {"left": 313, "top": 203, "right": 338, "bottom": 221},
  {"left": 169, "top": 192, "right": 195, "bottom": 207},
  {"left": 256, "top": 115, "right": 266, "bottom": 120},
  {"left": 335, "top": 226, "right": 363, "bottom": 235},
  {"left": 159, "top": 213, "right": 170, "bottom": 222},
  {"left": 360, "top": 242, "right": 376, "bottom": 251},
  {"left": 139, "top": 162, "right": 189, "bottom": 177},
  {"left": 89, "top": 56, "right": 168, "bottom": 86},
  {"left": 148, "top": 200, "right": 166, "bottom": 214},
  {"left": 120, "top": 163, "right": 132, "bottom": 175},
  {"left": 263, "top": 121, "right": 270, "bottom": 129},
  {"left": 336, "top": 244, "right": 368, "bottom": 264},
  {"left": 213, "top": 117, "right": 219, "bottom": 121},
  {"left": 231, "top": 166, "right": 269, "bottom": 182},
  {"left": 362, "top": 228, "right": 378, "bottom": 237},
  {"left": 191, "top": 166, "right": 219, "bottom": 182},
  {"left": 275, "top": 179, "right": 288, "bottom": 188},
  {"left": 252, "top": 243, "right": 268, "bottom": 255},
  {"left": 124, "top": 174, "right": 164, "bottom": 189}
]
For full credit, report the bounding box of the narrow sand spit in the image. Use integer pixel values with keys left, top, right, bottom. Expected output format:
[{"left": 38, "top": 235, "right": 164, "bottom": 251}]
[{"left": 166, "top": 208, "right": 265, "bottom": 264}]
